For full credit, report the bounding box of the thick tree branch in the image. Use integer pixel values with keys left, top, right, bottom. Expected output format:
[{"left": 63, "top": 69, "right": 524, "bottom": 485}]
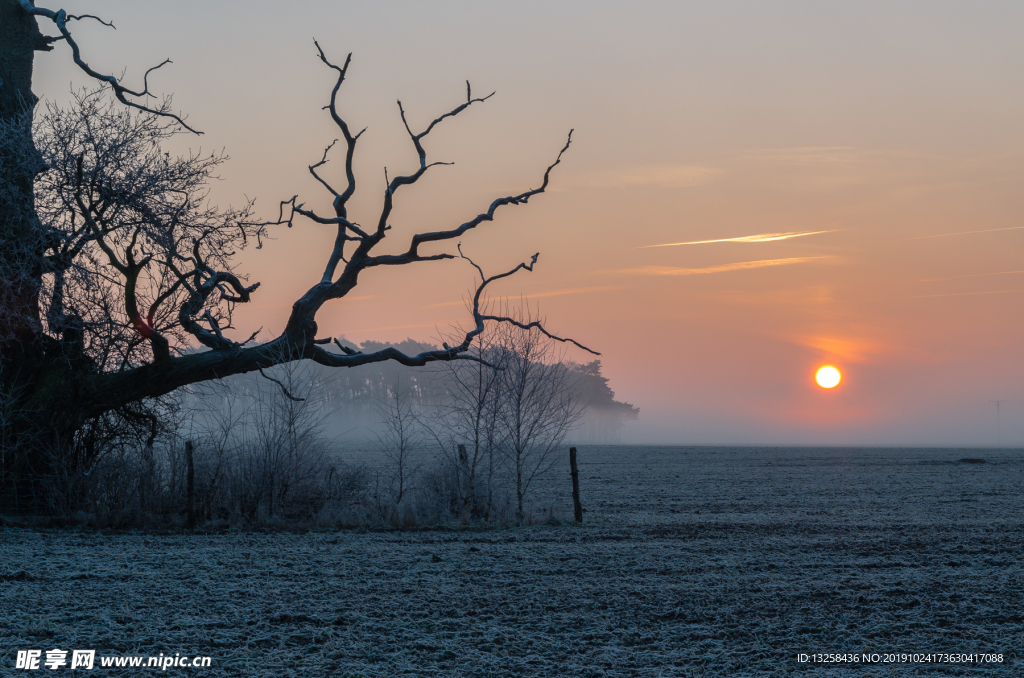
[
  {"left": 309, "top": 246, "right": 597, "bottom": 374},
  {"left": 311, "top": 41, "right": 367, "bottom": 283},
  {"left": 272, "top": 69, "right": 581, "bottom": 364},
  {"left": 18, "top": 0, "right": 200, "bottom": 133},
  {"left": 147, "top": 270, "right": 185, "bottom": 331},
  {"left": 177, "top": 269, "right": 259, "bottom": 350},
  {"left": 363, "top": 252, "right": 454, "bottom": 268},
  {"left": 65, "top": 14, "right": 115, "bottom": 28},
  {"left": 287, "top": 202, "right": 367, "bottom": 237},
  {"left": 400, "top": 130, "right": 573, "bottom": 259},
  {"left": 478, "top": 314, "right": 599, "bottom": 356},
  {"left": 370, "top": 92, "right": 492, "bottom": 240},
  {"left": 460, "top": 247, "right": 600, "bottom": 356},
  {"left": 396, "top": 85, "right": 491, "bottom": 174},
  {"left": 119, "top": 227, "right": 170, "bottom": 361},
  {"left": 313, "top": 42, "right": 361, "bottom": 206},
  {"left": 72, "top": 158, "right": 170, "bottom": 360}
]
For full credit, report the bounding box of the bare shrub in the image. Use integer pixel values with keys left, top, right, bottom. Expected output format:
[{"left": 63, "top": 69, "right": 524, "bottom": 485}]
[
  {"left": 372, "top": 376, "right": 424, "bottom": 507},
  {"left": 493, "top": 306, "right": 586, "bottom": 523},
  {"left": 197, "top": 357, "right": 357, "bottom": 524},
  {"left": 429, "top": 327, "right": 505, "bottom": 524}
]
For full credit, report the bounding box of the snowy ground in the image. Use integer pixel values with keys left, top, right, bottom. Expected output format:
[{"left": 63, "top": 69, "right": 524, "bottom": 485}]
[{"left": 3, "top": 446, "right": 1023, "bottom": 676}]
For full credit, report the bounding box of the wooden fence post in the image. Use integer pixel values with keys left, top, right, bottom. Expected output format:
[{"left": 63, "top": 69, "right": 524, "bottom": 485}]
[
  {"left": 185, "top": 440, "right": 196, "bottom": 528},
  {"left": 569, "top": 446, "right": 583, "bottom": 524}
]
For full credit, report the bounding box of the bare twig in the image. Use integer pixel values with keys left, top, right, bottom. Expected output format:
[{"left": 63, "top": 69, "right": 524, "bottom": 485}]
[{"left": 259, "top": 368, "right": 306, "bottom": 402}]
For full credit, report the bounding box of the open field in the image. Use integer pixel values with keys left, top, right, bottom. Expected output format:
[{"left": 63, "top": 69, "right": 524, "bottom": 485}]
[{"left": 3, "top": 446, "right": 1023, "bottom": 676}]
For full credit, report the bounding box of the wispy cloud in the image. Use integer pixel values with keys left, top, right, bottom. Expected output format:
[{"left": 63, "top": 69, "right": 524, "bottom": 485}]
[
  {"left": 613, "top": 256, "right": 830, "bottom": 277},
  {"left": 570, "top": 164, "right": 724, "bottom": 189},
  {"left": 897, "top": 225, "right": 1024, "bottom": 242},
  {"left": 428, "top": 286, "right": 625, "bottom": 308},
  {"left": 918, "top": 270, "right": 1024, "bottom": 283},
  {"left": 639, "top": 230, "right": 837, "bottom": 249}
]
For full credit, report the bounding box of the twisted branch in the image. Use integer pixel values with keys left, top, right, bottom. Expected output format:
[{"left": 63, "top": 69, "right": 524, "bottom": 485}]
[
  {"left": 461, "top": 247, "right": 600, "bottom": 356},
  {"left": 19, "top": 1, "right": 200, "bottom": 133}
]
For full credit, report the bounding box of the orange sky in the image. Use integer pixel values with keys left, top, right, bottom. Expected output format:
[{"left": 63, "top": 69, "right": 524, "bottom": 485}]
[{"left": 33, "top": 1, "right": 1024, "bottom": 445}]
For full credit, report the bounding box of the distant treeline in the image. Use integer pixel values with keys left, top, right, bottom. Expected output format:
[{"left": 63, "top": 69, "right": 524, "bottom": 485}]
[{"left": 183, "top": 339, "right": 639, "bottom": 444}]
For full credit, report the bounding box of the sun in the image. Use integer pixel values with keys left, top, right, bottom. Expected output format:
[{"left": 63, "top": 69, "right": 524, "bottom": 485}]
[{"left": 815, "top": 366, "right": 841, "bottom": 389}]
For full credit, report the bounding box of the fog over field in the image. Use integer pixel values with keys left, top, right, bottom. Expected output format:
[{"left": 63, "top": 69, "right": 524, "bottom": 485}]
[
  {"left": 179, "top": 343, "right": 639, "bottom": 449},
  {"left": 4, "top": 447, "right": 1022, "bottom": 676}
]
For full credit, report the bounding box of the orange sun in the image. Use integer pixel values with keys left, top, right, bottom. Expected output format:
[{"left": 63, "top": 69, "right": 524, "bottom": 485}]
[{"left": 815, "top": 365, "right": 841, "bottom": 388}]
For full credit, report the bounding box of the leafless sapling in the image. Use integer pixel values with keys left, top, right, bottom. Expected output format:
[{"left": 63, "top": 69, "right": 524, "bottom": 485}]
[
  {"left": 491, "top": 303, "right": 588, "bottom": 523},
  {"left": 373, "top": 375, "right": 423, "bottom": 507}
]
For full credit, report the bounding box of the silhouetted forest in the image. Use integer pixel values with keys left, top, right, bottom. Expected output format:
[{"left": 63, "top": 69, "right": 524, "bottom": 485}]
[{"left": 182, "top": 339, "right": 639, "bottom": 446}]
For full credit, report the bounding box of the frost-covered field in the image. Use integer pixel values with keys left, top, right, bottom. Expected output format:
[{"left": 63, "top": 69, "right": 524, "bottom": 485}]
[{"left": 3, "top": 446, "right": 1023, "bottom": 676}]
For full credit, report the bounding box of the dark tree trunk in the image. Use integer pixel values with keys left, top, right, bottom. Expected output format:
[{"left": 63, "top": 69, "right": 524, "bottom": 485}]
[
  {"left": 0, "top": 0, "right": 46, "bottom": 353},
  {"left": 0, "top": 2, "right": 65, "bottom": 510}
]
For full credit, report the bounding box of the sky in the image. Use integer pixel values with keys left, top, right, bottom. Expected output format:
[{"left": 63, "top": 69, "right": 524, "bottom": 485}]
[{"left": 30, "top": 1, "right": 1024, "bottom": 446}]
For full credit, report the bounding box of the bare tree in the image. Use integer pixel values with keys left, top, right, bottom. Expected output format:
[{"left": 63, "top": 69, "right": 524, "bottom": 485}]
[
  {"left": 373, "top": 376, "right": 423, "bottom": 506},
  {"left": 434, "top": 324, "right": 505, "bottom": 523},
  {"left": 244, "top": 357, "right": 333, "bottom": 519},
  {"left": 1, "top": 1, "right": 597, "bottom": 511},
  {"left": 493, "top": 304, "right": 587, "bottom": 523}
]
